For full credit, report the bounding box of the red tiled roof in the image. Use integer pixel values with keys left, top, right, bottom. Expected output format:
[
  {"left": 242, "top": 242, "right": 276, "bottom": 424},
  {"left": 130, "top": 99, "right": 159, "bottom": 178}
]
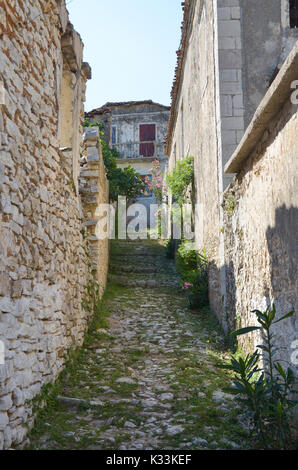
[{"left": 86, "top": 100, "right": 170, "bottom": 117}]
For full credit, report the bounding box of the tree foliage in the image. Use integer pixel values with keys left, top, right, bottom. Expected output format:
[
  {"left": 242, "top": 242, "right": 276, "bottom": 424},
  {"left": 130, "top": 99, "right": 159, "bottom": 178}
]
[
  {"left": 166, "top": 155, "right": 194, "bottom": 205},
  {"left": 83, "top": 121, "right": 146, "bottom": 202}
]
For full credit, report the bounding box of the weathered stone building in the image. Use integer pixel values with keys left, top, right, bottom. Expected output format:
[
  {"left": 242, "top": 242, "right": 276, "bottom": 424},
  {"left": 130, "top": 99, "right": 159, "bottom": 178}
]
[
  {"left": 86, "top": 101, "right": 170, "bottom": 219},
  {"left": 165, "top": 0, "right": 297, "bottom": 369},
  {"left": 224, "top": 42, "right": 298, "bottom": 364},
  {"left": 0, "top": 0, "right": 108, "bottom": 449}
]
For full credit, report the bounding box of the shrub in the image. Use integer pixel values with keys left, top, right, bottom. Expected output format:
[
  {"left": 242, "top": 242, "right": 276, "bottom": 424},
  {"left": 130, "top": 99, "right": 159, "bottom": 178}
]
[
  {"left": 176, "top": 241, "right": 209, "bottom": 309},
  {"left": 166, "top": 155, "right": 194, "bottom": 206},
  {"left": 221, "top": 305, "right": 297, "bottom": 449}
]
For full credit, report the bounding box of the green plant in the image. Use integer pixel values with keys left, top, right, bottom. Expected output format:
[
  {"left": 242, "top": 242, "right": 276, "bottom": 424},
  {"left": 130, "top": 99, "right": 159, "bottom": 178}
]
[
  {"left": 176, "top": 241, "right": 209, "bottom": 310},
  {"left": 221, "top": 305, "right": 296, "bottom": 449},
  {"left": 81, "top": 279, "right": 101, "bottom": 314},
  {"left": 83, "top": 121, "right": 146, "bottom": 202},
  {"left": 145, "top": 159, "right": 166, "bottom": 205},
  {"left": 67, "top": 179, "right": 76, "bottom": 196},
  {"left": 166, "top": 155, "right": 194, "bottom": 206},
  {"left": 222, "top": 193, "right": 235, "bottom": 215}
]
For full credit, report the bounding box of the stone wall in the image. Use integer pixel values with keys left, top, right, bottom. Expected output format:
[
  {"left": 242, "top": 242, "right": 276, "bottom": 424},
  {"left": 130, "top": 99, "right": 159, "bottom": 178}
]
[
  {"left": 0, "top": 0, "right": 108, "bottom": 449},
  {"left": 166, "top": 0, "right": 223, "bottom": 320},
  {"left": 218, "top": 0, "right": 298, "bottom": 189},
  {"left": 166, "top": 0, "right": 298, "bottom": 333},
  {"left": 224, "top": 42, "right": 298, "bottom": 370},
  {"left": 80, "top": 127, "right": 109, "bottom": 295},
  {"left": 217, "top": 0, "right": 245, "bottom": 189}
]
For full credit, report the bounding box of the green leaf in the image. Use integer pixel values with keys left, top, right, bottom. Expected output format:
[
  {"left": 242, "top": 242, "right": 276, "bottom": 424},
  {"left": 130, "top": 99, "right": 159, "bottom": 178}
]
[
  {"left": 256, "top": 344, "right": 269, "bottom": 353},
  {"left": 230, "top": 326, "right": 262, "bottom": 337},
  {"left": 222, "top": 387, "right": 239, "bottom": 395},
  {"left": 273, "top": 310, "right": 295, "bottom": 324},
  {"left": 274, "top": 362, "right": 287, "bottom": 380},
  {"left": 217, "top": 364, "right": 236, "bottom": 371}
]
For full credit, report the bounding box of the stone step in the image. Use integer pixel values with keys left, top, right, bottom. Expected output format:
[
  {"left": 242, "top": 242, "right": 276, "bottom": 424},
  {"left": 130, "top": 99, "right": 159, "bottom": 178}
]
[
  {"left": 109, "top": 265, "right": 159, "bottom": 274},
  {"left": 111, "top": 252, "right": 162, "bottom": 258},
  {"left": 108, "top": 275, "right": 171, "bottom": 288},
  {"left": 57, "top": 396, "right": 103, "bottom": 410}
]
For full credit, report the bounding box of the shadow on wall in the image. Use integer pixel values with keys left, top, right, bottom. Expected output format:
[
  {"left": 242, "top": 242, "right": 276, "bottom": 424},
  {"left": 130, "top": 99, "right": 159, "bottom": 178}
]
[
  {"left": 219, "top": 204, "right": 297, "bottom": 369},
  {"left": 207, "top": 260, "right": 236, "bottom": 333},
  {"left": 266, "top": 205, "right": 297, "bottom": 302},
  {"left": 222, "top": 260, "right": 237, "bottom": 333},
  {"left": 266, "top": 204, "right": 297, "bottom": 371}
]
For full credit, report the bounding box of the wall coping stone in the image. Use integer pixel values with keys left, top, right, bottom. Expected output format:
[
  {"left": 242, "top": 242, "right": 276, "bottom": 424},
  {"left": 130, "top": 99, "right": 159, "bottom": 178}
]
[{"left": 225, "top": 40, "right": 298, "bottom": 173}]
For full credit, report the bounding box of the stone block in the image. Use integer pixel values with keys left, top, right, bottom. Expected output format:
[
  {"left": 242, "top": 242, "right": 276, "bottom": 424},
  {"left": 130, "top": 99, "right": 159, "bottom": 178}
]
[
  {"left": 219, "top": 50, "right": 242, "bottom": 69},
  {"left": 218, "top": 0, "right": 239, "bottom": 7},
  {"left": 220, "top": 81, "right": 243, "bottom": 94},
  {"left": 218, "top": 20, "right": 241, "bottom": 38},
  {"left": 233, "top": 94, "right": 244, "bottom": 108},
  {"left": 0, "top": 395, "right": 13, "bottom": 411},
  {"left": 218, "top": 7, "right": 231, "bottom": 20},
  {"left": 12, "top": 389, "right": 23, "bottom": 407},
  {"left": 233, "top": 107, "right": 244, "bottom": 117},
  {"left": 84, "top": 127, "right": 99, "bottom": 141},
  {"left": 222, "top": 130, "right": 237, "bottom": 145},
  {"left": 222, "top": 116, "right": 244, "bottom": 131},
  {"left": 221, "top": 95, "right": 233, "bottom": 116},
  {"left": 231, "top": 6, "right": 241, "bottom": 19},
  {"left": 220, "top": 69, "right": 238, "bottom": 82},
  {"left": 0, "top": 412, "right": 8, "bottom": 430},
  {"left": 218, "top": 37, "right": 236, "bottom": 50}
]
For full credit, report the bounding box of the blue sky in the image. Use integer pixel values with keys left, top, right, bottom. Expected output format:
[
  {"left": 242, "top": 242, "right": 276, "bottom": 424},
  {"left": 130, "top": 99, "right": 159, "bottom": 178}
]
[{"left": 67, "top": 0, "right": 183, "bottom": 112}]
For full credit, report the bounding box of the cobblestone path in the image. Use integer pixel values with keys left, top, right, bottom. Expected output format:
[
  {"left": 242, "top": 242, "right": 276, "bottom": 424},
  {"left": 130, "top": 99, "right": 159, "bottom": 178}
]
[{"left": 28, "top": 240, "right": 251, "bottom": 450}]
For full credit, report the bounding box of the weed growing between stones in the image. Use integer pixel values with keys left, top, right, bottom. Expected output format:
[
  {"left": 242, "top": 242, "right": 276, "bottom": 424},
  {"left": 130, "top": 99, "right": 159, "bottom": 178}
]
[
  {"left": 26, "top": 240, "right": 254, "bottom": 450},
  {"left": 175, "top": 240, "right": 209, "bottom": 310},
  {"left": 25, "top": 281, "right": 118, "bottom": 449}
]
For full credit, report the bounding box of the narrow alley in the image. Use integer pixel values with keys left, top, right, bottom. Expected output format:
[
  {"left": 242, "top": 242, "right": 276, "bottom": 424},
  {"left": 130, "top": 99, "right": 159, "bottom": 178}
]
[{"left": 28, "top": 240, "right": 251, "bottom": 450}]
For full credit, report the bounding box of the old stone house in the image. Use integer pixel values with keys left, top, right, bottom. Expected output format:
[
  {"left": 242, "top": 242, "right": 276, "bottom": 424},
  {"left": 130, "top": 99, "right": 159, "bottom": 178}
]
[
  {"left": 86, "top": 101, "right": 170, "bottom": 222},
  {"left": 166, "top": 1, "right": 297, "bottom": 369},
  {"left": 0, "top": 0, "right": 108, "bottom": 449}
]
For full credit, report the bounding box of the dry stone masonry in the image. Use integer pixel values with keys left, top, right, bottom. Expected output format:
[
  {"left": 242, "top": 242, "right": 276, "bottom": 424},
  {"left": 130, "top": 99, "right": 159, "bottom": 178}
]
[
  {"left": 80, "top": 127, "right": 109, "bottom": 294},
  {"left": 0, "top": 0, "right": 108, "bottom": 449}
]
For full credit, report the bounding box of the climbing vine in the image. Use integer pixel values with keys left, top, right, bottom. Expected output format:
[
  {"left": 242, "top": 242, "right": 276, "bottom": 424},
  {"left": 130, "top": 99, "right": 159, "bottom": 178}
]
[
  {"left": 222, "top": 192, "right": 236, "bottom": 215},
  {"left": 166, "top": 155, "right": 194, "bottom": 206}
]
